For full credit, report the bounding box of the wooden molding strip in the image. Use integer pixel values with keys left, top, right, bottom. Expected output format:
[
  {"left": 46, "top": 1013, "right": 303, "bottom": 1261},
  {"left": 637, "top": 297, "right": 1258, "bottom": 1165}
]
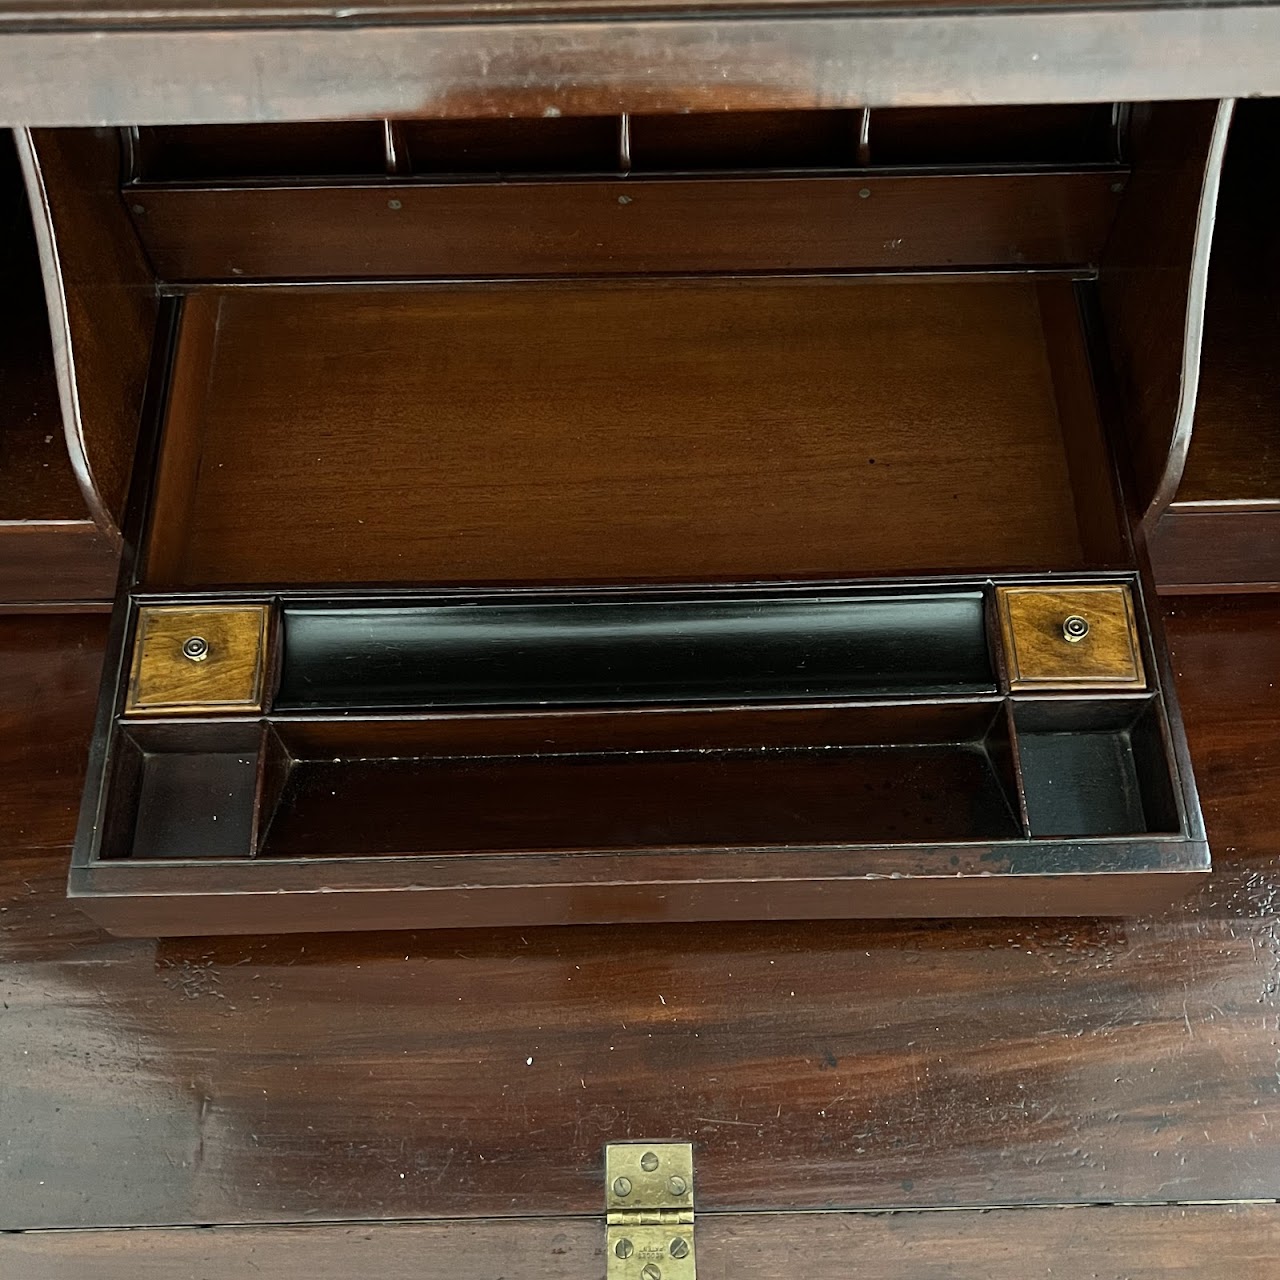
[
  {"left": 4, "top": 1204, "right": 1280, "bottom": 1279},
  {"left": 0, "top": 9, "right": 1279, "bottom": 127}
]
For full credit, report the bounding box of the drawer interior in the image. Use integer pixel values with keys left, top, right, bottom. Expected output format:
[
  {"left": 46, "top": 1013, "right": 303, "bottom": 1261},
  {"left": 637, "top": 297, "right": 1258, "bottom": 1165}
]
[
  {"left": 104, "top": 694, "right": 1184, "bottom": 865},
  {"left": 141, "top": 274, "right": 1123, "bottom": 590}
]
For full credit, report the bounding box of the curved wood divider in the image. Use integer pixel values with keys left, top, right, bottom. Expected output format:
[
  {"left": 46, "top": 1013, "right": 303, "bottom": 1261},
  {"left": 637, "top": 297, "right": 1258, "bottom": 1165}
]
[
  {"left": 1099, "top": 99, "right": 1234, "bottom": 528},
  {"left": 14, "top": 127, "right": 158, "bottom": 543}
]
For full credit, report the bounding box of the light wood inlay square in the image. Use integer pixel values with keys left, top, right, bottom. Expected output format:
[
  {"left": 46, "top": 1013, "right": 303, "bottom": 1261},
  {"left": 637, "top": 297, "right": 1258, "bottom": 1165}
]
[
  {"left": 125, "top": 604, "right": 270, "bottom": 715},
  {"left": 996, "top": 584, "right": 1145, "bottom": 691}
]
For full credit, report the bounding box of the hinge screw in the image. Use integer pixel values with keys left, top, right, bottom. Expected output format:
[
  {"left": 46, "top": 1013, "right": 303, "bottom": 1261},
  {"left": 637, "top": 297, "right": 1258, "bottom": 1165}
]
[
  {"left": 613, "top": 1176, "right": 633, "bottom": 1197},
  {"left": 614, "top": 1238, "right": 634, "bottom": 1259},
  {"left": 667, "top": 1175, "right": 688, "bottom": 1196},
  {"left": 181, "top": 635, "right": 210, "bottom": 662},
  {"left": 669, "top": 1238, "right": 690, "bottom": 1259},
  {"left": 641, "top": 1266, "right": 662, "bottom": 1280},
  {"left": 640, "top": 1151, "right": 660, "bottom": 1172}
]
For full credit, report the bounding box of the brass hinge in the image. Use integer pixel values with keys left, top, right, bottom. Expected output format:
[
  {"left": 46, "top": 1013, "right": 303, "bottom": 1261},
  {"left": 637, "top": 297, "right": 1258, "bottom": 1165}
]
[{"left": 605, "top": 1143, "right": 695, "bottom": 1280}]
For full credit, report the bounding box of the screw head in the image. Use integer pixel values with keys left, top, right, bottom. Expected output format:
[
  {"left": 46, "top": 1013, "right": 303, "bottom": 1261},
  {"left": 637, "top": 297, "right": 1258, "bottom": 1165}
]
[
  {"left": 640, "top": 1151, "right": 660, "bottom": 1172},
  {"left": 641, "top": 1265, "right": 662, "bottom": 1280},
  {"left": 181, "top": 635, "right": 210, "bottom": 662},
  {"left": 669, "top": 1237, "right": 690, "bottom": 1259},
  {"left": 612, "top": 1176, "right": 633, "bottom": 1197},
  {"left": 614, "top": 1238, "right": 634, "bottom": 1260},
  {"left": 667, "top": 1175, "right": 688, "bottom": 1196},
  {"left": 1062, "top": 614, "right": 1090, "bottom": 643}
]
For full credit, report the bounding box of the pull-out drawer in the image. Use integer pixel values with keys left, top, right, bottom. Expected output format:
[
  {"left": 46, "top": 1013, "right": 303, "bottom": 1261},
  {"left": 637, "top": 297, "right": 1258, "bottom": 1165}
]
[
  {"left": 17, "top": 103, "right": 1225, "bottom": 933},
  {"left": 69, "top": 269, "right": 1205, "bottom": 934}
]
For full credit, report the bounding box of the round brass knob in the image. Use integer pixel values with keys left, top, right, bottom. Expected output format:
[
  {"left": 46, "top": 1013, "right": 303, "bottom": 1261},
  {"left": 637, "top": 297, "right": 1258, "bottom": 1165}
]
[
  {"left": 181, "top": 635, "right": 210, "bottom": 662},
  {"left": 1062, "top": 615, "right": 1090, "bottom": 644}
]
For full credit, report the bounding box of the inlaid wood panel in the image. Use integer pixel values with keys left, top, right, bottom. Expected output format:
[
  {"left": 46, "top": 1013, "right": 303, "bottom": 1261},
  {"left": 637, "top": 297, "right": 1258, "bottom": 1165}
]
[
  {"left": 125, "top": 604, "right": 269, "bottom": 715},
  {"left": 996, "top": 584, "right": 1145, "bottom": 690}
]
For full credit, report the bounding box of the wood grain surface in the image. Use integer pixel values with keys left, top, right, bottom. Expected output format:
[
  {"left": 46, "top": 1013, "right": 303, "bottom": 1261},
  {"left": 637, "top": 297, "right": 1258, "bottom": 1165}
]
[
  {"left": 15, "top": 128, "right": 158, "bottom": 540},
  {"left": 126, "top": 604, "right": 269, "bottom": 715},
  {"left": 1099, "top": 101, "right": 1233, "bottom": 527},
  {"left": 1, "top": 595, "right": 1279, "bottom": 1229},
  {"left": 2, "top": 8, "right": 1280, "bottom": 129},
  {"left": 125, "top": 171, "right": 1124, "bottom": 283},
  {"left": 4, "top": 1204, "right": 1280, "bottom": 1279},
  {"left": 144, "top": 278, "right": 1088, "bottom": 588},
  {"left": 996, "top": 584, "right": 1144, "bottom": 690}
]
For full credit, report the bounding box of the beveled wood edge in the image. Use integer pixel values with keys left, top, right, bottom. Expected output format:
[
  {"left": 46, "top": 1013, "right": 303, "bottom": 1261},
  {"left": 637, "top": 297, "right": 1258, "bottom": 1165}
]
[
  {"left": 0, "top": 8, "right": 1279, "bottom": 128},
  {"left": 11, "top": 127, "right": 118, "bottom": 543},
  {"left": 69, "top": 863, "right": 1210, "bottom": 937},
  {"left": 1141, "top": 98, "right": 1235, "bottom": 529}
]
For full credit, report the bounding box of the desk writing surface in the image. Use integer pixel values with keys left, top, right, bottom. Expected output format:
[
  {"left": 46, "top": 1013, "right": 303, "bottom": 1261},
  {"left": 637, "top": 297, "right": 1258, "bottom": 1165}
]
[{"left": 0, "top": 598, "right": 1278, "bottom": 1228}]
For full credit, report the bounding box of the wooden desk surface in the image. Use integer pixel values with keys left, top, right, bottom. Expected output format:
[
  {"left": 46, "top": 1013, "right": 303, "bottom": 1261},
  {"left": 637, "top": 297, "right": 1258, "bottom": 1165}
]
[{"left": 2, "top": 597, "right": 1279, "bottom": 1273}]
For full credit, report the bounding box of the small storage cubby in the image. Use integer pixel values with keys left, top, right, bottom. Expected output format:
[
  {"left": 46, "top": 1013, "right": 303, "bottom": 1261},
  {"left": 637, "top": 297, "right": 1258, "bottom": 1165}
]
[
  {"left": 53, "top": 103, "right": 1216, "bottom": 934},
  {"left": 0, "top": 131, "right": 117, "bottom": 604},
  {"left": 1149, "top": 98, "right": 1280, "bottom": 591}
]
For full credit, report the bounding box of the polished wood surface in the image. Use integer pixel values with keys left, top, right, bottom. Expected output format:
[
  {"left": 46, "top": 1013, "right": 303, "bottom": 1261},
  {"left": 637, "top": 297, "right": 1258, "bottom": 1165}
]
[
  {"left": 125, "top": 604, "right": 270, "bottom": 715},
  {"left": 145, "top": 278, "right": 1091, "bottom": 589},
  {"left": 1150, "top": 509, "right": 1280, "bottom": 595},
  {"left": 1, "top": 595, "right": 1278, "bottom": 1227},
  {"left": 15, "top": 128, "right": 157, "bottom": 540},
  {"left": 1099, "top": 100, "right": 1233, "bottom": 526},
  {"left": 1149, "top": 100, "right": 1280, "bottom": 592},
  {"left": 996, "top": 584, "right": 1144, "bottom": 690},
  {"left": 126, "top": 171, "right": 1125, "bottom": 282},
  {"left": 0, "top": 0, "right": 1262, "bottom": 23},
  {"left": 6, "top": 1205, "right": 1280, "bottom": 1279},
  {"left": 0, "top": 131, "right": 117, "bottom": 604},
  {"left": 2, "top": 8, "right": 1279, "bottom": 129}
]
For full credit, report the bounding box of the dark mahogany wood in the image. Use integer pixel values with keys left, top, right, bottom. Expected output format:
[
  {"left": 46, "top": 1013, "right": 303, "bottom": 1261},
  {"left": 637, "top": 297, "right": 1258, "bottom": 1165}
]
[
  {"left": 126, "top": 170, "right": 1125, "bottom": 282},
  {"left": 0, "top": 596, "right": 1277, "bottom": 1229},
  {"left": 143, "top": 278, "right": 1097, "bottom": 589},
  {"left": 1099, "top": 100, "right": 1232, "bottom": 526},
  {"left": 1150, "top": 509, "right": 1280, "bottom": 594},
  {"left": 0, "top": 8, "right": 1278, "bottom": 128},
  {"left": 1150, "top": 99, "right": 1280, "bottom": 593},
  {"left": 5, "top": 1204, "right": 1280, "bottom": 1279},
  {"left": 0, "top": 131, "right": 118, "bottom": 603},
  {"left": 15, "top": 127, "right": 158, "bottom": 540}
]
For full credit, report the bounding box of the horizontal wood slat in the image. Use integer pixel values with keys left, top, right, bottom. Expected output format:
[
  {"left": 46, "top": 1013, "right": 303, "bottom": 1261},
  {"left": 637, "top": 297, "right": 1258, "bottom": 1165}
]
[
  {"left": 5, "top": 1204, "right": 1280, "bottom": 1279},
  {"left": 1151, "top": 506, "right": 1280, "bottom": 592},
  {"left": 127, "top": 171, "right": 1125, "bottom": 281}
]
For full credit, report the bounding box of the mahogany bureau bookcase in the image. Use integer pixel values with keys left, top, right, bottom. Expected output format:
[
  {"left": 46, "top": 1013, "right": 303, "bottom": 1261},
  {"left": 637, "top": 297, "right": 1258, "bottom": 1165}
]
[{"left": 0, "top": 6, "right": 1277, "bottom": 943}]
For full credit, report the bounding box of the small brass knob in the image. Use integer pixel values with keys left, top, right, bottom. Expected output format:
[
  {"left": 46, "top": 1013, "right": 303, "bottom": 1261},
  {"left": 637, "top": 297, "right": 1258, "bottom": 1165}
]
[
  {"left": 181, "top": 635, "right": 210, "bottom": 662},
  {"left": 1062, "top": 615, "right": 1090, "bottom": 644}
]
